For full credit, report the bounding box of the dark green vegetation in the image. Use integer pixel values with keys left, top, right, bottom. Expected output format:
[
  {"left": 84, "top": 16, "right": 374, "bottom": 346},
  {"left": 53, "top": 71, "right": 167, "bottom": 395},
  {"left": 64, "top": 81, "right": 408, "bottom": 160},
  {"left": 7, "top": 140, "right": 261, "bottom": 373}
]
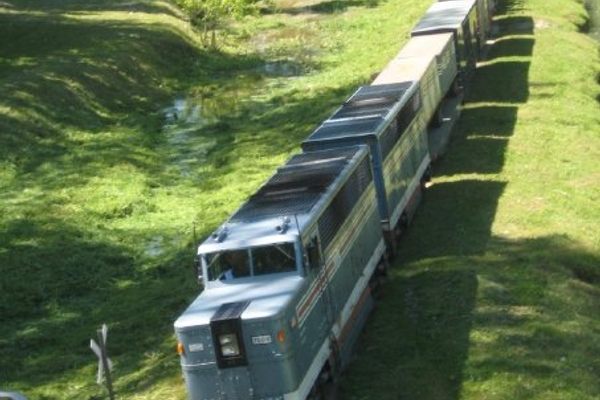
[
  {"left": 340, "top": 0, "right": 600, "bottom": 399},
  {"left": 0, "top": 0, "right": 597, "bottom": 399}
]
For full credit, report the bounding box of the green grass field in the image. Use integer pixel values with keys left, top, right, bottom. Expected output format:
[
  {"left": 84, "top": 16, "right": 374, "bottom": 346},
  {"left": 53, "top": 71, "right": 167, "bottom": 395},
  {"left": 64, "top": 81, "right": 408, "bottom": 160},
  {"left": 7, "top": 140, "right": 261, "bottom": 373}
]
[{"left": 0, "top": 0, "right": 598, "bottom": 399}]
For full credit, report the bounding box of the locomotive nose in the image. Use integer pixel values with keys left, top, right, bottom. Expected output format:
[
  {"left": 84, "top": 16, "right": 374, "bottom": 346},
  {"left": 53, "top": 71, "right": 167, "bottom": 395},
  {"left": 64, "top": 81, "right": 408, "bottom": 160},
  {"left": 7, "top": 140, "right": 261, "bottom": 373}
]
[{"left": 210, "top": 301, "right": 250, "bottom": 369}]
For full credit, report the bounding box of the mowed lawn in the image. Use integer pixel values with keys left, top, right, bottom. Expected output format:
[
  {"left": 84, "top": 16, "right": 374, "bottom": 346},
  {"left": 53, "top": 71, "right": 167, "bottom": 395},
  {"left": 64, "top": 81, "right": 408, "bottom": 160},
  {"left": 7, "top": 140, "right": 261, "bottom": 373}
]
[
  {"left": 0, "top": 0, "right": 598, "bottom": 399},
  {"left": 339, "top": 0, "right": 600, "bottom": 399}
]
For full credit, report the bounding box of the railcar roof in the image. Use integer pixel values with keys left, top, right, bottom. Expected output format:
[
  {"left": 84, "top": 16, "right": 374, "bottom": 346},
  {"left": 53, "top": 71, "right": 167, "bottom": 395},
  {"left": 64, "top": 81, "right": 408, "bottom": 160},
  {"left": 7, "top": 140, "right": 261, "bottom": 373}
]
[
  {"left": 411, "top": 0, "right": 476, "bottom": 35},
  {"left": 308, "top": 116, "right": 384, "bottom": 141},
  {"left": 345, "top": 82, "right": 413, "bottom": 104},
  {"left": 373, "top": 56, "right": 435, "bottom": 84},
  {"left": 305, "top": 82, "right": 417, "bottom": 142},
  {"left": 397, "top": 33, "right": 454, "bottom": 58}
]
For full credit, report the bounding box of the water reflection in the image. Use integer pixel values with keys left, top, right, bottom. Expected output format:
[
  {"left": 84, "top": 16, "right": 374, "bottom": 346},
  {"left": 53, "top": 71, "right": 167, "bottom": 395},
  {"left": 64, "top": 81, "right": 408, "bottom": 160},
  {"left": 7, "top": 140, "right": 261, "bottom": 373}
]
[{"left": 162, "top": 96, "right": 220, "bottom": 177}]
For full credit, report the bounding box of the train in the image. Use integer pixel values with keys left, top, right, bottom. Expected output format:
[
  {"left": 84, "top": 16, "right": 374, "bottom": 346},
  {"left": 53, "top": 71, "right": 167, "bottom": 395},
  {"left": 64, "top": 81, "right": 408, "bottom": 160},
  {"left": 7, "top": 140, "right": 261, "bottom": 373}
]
[{"left": 174, "top": 0, "right": 494, "bottom": 398}]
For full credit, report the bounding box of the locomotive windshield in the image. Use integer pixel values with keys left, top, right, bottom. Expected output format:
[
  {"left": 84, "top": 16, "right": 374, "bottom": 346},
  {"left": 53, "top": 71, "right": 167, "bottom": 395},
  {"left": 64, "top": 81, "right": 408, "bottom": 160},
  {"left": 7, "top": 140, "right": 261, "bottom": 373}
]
[{"left": 205, "top": 242, "right": 297, "bottom": 281}]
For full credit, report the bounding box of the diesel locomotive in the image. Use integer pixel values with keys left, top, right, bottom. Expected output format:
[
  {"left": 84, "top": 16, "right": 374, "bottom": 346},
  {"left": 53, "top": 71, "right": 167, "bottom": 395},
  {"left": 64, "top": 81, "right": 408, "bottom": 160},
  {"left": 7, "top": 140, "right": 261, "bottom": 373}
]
[{"left": 174, "top": 0, "right": 495, "bottom": 398}]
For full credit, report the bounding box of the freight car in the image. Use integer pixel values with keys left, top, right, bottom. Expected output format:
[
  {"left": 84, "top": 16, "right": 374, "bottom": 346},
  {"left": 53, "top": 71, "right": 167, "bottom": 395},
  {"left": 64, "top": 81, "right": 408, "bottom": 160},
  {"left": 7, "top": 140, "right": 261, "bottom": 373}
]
[
  {"left": 175, "top": 146, "right": 387, "bottom": 399},
  {"left": 390, "top": 33, "right": 458, "bottom": 100},
  {"left": 373, "top": 44, "right": 445, "bottom": 128},
  {"left": 411, "top": 0, "right": 480, "bottom": 86}
]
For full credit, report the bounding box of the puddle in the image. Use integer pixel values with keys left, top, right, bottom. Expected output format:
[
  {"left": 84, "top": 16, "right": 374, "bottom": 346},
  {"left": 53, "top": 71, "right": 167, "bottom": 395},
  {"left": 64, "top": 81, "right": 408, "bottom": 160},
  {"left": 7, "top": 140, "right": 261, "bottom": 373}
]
[
  {"left": 161, "top": 96, "right": 222, "bottom": 177},
  {"left": 145, "top": 235, "right": 164, "bottom": 257},
  {"left": 259, "top": 60, "right": 304, "bottom": 77},
  {"left": 161, "top": 26, "right": 318, "bottom": 178}
]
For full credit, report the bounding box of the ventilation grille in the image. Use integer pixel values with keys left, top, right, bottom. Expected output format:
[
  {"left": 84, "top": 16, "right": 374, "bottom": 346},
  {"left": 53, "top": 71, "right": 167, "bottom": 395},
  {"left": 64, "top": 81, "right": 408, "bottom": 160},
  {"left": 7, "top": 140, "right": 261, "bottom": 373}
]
[{"left": 230, "top": 148, "right": 360, "bottom": 222}]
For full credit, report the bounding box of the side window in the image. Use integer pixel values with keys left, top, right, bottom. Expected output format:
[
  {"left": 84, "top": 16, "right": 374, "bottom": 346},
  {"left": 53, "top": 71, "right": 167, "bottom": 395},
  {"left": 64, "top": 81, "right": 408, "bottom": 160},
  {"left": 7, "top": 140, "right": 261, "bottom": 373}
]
[{"left": 306, "top": 237, "right": 322, "bottom": 272}]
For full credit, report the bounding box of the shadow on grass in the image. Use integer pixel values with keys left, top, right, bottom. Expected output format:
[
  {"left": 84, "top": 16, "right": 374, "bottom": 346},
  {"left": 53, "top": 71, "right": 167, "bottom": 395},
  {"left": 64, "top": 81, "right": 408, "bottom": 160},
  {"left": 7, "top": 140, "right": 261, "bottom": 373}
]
[
  {"left": 3, "top": 0, "right": 181, "bottom": 17},
  {"left": 340, "top": 268, "right": 477, "bottom": 400},
  {"left": 0, "top": 216, "right": 196, "bottom": 396},
  {"left": 341, "top": 234, "right": 599, "bottom": 400},
  {"left": 436, "top": 15, "right": 534, "bottom": 177},
  {"left": 263, "top": 0, "right": 380, "bottom": 15}
]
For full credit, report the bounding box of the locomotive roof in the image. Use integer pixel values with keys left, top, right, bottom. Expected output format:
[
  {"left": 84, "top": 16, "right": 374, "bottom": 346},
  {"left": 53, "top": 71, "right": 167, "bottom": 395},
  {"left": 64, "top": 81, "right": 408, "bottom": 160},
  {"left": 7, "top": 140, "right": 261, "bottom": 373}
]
[
  {"left": 411, "top": 0, "right": 477, "bottom": 36},
  {"left": 304, "top": 82, "right": 417, "bottom": 143},
  {"left": 198, "top": 146, "right": 368, "bottom": 253}
]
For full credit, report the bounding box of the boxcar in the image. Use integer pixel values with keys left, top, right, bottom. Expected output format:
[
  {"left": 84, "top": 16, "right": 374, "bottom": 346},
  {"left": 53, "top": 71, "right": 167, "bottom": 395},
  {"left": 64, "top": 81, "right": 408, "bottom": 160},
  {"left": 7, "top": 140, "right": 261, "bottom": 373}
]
[
  {"left": 174, "top": 146, "right": 386, "bottom": 399},
  {"left": 396, "top": 33, "right": 458, "bottom": 98},
  {"left": 302, "top": 82, "right": 430, "bottom": 249},
  {"left": 439, "top": 0, "right": 491, "bottom": 50},
  {"left": 411, "top": 0, "right": 479, "bottom": 85},
  {"left": 373, "top": 48, "right": 444, "bottom": 126}
]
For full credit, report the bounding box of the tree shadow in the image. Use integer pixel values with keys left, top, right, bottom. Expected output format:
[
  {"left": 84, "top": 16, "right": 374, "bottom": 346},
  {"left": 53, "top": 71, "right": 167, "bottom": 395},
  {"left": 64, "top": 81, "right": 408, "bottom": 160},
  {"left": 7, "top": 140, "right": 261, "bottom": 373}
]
[
  {"left": 263, "top": 0, "right": 380, "bottom": 15},
  {"left": 0, "top": 216, "right": 196, "bottom": 396},
  {"left": 3, "top": 0, "right": 182, "bottom": 17}
]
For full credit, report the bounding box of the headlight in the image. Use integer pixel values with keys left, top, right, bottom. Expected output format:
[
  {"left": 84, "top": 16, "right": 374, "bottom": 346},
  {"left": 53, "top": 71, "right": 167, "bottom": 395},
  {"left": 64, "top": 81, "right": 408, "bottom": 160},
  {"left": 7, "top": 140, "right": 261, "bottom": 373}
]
[{"left": 219, "top": 333, "right": 240, "bottom": 356}]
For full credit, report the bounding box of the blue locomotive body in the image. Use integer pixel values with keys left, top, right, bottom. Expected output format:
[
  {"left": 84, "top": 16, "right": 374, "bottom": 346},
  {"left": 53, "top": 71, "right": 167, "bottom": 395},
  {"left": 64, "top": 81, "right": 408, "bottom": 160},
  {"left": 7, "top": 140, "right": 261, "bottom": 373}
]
[{"left": 175, "top": 147, "right": 386, "bottom": 399}]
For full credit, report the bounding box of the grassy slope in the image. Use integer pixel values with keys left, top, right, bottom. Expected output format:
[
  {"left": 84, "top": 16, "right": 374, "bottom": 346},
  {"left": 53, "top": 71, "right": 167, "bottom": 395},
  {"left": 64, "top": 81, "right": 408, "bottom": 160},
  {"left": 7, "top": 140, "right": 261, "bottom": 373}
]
[
  {"left": 0, "top": 0, "right": 432, "bottom": 398},
  {"left": 340, "top": 0, "right": 600, "bottom": 399}
]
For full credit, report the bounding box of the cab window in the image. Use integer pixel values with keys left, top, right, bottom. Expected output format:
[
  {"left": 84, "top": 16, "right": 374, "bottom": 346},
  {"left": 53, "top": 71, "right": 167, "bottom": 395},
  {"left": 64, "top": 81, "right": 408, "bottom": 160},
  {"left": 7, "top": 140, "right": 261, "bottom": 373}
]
[{"left": 205, "top": 242, "right": 297, "bottom": 281}]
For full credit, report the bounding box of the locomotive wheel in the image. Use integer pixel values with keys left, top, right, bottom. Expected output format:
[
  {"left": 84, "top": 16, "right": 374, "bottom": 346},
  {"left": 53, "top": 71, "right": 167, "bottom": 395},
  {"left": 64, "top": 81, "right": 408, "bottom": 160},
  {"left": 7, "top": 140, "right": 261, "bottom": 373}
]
[{"left": 308, "top": 363, "right": 337, "bottom": 400}]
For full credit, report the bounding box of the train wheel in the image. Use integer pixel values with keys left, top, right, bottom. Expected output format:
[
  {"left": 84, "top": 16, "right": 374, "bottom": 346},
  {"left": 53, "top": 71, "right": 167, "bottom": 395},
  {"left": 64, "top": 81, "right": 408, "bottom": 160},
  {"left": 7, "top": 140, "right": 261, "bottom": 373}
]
[
  {"left": 420, "top": 165, "right": 432, "bottom": 189},
  {"left": 450, "top": 78, "right": 463, "bottom": 97},
  {"left": 430, "top": 106, "right": 444, "bottom": 128},
  {"left": 308, "top": 363, "right": 336, "bottom": 400}
]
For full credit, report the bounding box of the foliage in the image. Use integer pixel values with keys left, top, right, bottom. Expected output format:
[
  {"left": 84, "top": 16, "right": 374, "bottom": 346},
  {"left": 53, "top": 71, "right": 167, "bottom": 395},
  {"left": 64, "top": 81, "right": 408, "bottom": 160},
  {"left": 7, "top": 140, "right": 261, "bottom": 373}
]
[{"left": 173, "top": 0, "right": 257, "bottom": 46}]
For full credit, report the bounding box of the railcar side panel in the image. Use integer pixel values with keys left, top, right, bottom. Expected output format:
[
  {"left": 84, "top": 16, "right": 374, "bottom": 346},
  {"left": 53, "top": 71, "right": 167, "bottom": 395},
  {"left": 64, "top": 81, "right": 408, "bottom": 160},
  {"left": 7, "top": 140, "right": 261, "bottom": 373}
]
[
  {"left": 396, "top": 33, "right": 458, "bottom": 98},
  {"left": 373, "top": 57, "right": 442, "bottom": 126}
]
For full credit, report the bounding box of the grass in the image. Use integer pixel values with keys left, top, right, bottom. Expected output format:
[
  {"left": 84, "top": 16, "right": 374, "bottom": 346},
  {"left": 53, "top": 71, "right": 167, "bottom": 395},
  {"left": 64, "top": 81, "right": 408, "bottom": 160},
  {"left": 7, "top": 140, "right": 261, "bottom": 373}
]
[
  {"left": 0, "top": 0, "right": 431, "bottom": 398},
  {"left": 339, "top": 0, "right": 600, "bottom": 398},
  {"left": 0, "top": 0, "right": 597, "bottom": 399}
]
